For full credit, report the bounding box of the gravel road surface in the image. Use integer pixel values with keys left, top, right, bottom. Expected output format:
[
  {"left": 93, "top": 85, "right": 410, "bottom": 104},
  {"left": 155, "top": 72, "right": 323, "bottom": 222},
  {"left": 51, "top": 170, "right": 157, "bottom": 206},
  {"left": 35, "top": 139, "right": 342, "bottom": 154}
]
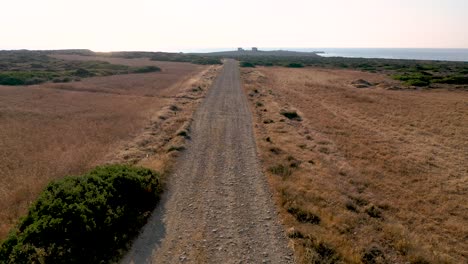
[{"left": 123, "top": 59, "right": 293, "bottom": 263}]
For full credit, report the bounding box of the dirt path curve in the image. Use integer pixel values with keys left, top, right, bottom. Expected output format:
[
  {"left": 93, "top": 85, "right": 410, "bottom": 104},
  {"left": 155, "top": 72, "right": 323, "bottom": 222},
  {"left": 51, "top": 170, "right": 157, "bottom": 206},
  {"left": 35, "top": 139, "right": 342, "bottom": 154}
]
[{"left": 123, "top": 59, "right": 294, "bottom": 263}]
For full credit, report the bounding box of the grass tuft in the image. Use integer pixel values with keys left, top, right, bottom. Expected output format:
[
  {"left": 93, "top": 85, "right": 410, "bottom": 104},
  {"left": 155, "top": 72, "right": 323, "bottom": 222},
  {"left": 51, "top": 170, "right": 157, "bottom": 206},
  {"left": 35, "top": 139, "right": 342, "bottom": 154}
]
[
  {"left": 362, "top": 246, "right": 385, "bottom": 264},
  {"left": 365, "top": 205, "right": 383, "bottom": 218},
  {"left": 302, "top": 237, "right": 341, "bottom": 264},
  {"left": 287, "top": 207, "right": 321, "bottom": 224},
  {"left": 268, "top": 164, "right": 292, "bottom": 177}
]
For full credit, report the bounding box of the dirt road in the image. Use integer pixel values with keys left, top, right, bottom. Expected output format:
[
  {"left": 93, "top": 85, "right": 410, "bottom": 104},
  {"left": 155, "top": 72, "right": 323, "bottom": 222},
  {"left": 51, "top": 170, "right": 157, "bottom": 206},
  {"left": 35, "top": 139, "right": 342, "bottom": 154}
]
[{"left": 123, "top": 59, "right": 293, "bottom": 263}]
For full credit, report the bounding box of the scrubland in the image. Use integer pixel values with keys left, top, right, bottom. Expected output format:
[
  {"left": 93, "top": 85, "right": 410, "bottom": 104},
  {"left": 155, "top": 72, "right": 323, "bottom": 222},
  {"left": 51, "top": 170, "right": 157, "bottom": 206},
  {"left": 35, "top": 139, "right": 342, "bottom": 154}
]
[
  {"left": 0, "top": 55, "right": 210, "bottom": 240},
  {"left": 236, "top": 55, "right": 468, "bottom": 88},
  {"left": 242, "top": 67, "right": 467, "bottom": 263}
]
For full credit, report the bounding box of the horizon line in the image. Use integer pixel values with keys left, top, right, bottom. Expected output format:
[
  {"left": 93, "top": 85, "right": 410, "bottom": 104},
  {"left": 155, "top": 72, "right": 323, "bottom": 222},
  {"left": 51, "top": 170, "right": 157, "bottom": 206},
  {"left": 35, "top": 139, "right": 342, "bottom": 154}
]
[{"left": 1, "top": 47, "right": 468, "bottom": 53}]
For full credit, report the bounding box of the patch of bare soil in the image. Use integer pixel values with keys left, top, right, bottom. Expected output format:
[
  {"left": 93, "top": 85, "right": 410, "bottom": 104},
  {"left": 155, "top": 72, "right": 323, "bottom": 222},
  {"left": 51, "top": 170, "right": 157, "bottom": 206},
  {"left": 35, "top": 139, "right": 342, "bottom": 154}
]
[
  {"left": 0, "top": 57, "right": 215, "bottom": 240},
  {"left": 242, "top": 67, "right": 467, "bottom": 263}
]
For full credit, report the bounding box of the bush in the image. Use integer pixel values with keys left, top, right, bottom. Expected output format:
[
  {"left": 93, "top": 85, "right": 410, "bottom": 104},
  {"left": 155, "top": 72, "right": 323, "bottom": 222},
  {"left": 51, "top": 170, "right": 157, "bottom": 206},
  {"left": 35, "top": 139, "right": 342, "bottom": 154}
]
[
  {"left": 240, "top": 61, "right": 255, "bottom": 68},
  {"left": 52, "top": 77, "right": 72, "bottom": 83},
  {"left": 0, "top": 74, "right": 26, "bottom": 85},
  {"left": 132, "top": 66, "right": 161, "bottom": 73},
  {"left": 434, "top": 75, "right": 468, "bottom": 85},
  {"left": 405, "top": 79, "right": 430, "bottom": 87},
  {"left": 149, "top": 53, "right": 222, "bottom": 65},
  {"left": 0, "top": 165, "right": 162, "bottom": 264},
  {"left": 73, "top": 68, "right": 95, "bottom": 77},
  {"left": 191, "top": 57, "right": 222, "bottom": 65},
  {"left": 0, "top": 72, "right": 54, "bottom": 86},
  {"left": 286, "top": 63, "right": 304, "bottom": 68},
  {"left": 393, "top": 73, "right": 431, "bottom": 86}
]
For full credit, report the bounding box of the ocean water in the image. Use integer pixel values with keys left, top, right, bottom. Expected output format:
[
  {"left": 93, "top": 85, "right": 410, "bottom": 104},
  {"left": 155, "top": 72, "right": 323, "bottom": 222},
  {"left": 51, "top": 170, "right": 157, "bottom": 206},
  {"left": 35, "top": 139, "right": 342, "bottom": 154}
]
[
  {"left": 286, "top": 48, "right": 468, "bottom": 62},
  {"left": 188, "top": 48, "right": 468, "bottom": 62}
]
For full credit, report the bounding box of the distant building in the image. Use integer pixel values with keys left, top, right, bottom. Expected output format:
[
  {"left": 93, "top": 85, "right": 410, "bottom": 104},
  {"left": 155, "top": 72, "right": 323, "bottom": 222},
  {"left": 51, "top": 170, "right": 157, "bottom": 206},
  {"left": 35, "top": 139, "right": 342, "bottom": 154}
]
[
  {"left": 238, "top": 48, "right": 244, "bottom": 51},
  {"left": 252, "top": 47, "right": 258, "bottom": 52}
]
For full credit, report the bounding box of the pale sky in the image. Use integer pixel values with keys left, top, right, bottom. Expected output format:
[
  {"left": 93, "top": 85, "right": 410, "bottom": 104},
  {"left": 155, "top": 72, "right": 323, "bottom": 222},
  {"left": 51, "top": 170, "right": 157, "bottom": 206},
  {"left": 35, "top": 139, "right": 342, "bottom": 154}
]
[{"left": 1, "top": 0, "right": 467, "bottom": 51}]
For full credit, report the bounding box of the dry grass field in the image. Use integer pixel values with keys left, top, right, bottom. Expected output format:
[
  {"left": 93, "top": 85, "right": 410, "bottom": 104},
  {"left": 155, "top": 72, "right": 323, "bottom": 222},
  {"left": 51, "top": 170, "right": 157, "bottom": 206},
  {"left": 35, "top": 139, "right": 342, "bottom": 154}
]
[
  {"left": 0, "top": 56, "right": 211, "bottom": 239},
  {"left": 242, "top": 67, "right": 467, "bottom": 263}
]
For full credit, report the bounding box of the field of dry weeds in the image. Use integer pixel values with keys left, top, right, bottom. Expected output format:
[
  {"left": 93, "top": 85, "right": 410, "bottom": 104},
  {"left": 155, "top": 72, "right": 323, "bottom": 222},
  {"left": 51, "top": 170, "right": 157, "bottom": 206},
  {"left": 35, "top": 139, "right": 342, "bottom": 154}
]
[
  {"left": 242, "top": 67, "right": 467, "bottom": 263},
  {"left": 0, "top": 56, "right": 210, "bottom": 239}
]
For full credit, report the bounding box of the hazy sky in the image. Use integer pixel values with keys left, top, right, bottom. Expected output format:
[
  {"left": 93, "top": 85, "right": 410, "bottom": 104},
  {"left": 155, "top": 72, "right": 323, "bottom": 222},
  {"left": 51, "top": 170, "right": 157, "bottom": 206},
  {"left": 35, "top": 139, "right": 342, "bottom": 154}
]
[{"left": 1, "top": 0, "right": 467, "bottom": 51}]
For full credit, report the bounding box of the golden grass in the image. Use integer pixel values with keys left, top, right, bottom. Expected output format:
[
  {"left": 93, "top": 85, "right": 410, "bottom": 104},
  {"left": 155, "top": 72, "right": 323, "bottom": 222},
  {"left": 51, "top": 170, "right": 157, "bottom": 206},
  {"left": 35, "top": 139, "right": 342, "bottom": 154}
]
[
  {"left": 242, "top": 67, "right": 467, "bottom": 263},
  {"left": 0, "top": 56, "right": 207, "bottom": 239}
]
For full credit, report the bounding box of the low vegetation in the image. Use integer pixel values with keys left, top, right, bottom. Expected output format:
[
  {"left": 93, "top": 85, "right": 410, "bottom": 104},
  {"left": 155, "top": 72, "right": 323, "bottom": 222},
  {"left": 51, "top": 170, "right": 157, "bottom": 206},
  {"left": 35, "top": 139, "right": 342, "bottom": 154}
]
[
  {"left": 286, "top": 62, "right": 305, "bottom": 68},
  {"left": 79, "top": 50, "right": 223, "bottom": 65},
  {"left": 243, "top": 67, "right": 467, "bottom": 263},
  {"left": 268, "top": 164, "right": 292, "bottom": 177},
  {"left": 393, "top": 72, "right": 468, "bottom": 86},
  {"left": 149, "top": 53, "right": 222, "bottom": 65},
  {"left": 288, "top": 230, "right": 342, "bottom": 264},
  {"left": 0, "top": 50, "right": 160, "bottom": 86},
  {"left": 0, "top": 55, "right": 206, "bottom": 242},
  {"left": 235, "top": 54, "right": 468, "bottom": 88},
  {"left": 0, "top": 165, "right": 162, "bottom": 264},
  {"left": 240, "top": 61, "right": 255, "bottom": 68},
  {"left": 130, "top": 65, "right": 162, "bottom": 73},
  {"left": 287, "top": 207, "right": 321, "bottom": 224}
]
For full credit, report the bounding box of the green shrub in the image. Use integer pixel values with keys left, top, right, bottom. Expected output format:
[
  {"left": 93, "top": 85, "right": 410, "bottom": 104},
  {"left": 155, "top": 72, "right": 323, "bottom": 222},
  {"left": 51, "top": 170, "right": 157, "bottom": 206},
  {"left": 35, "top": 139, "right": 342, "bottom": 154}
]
[
  {"left": 191, "top": 57, "right": 222, "bottom": 65},
  {"left": 0, "top": 165, "right": 162, "bottom": 264},
  {"left": 149, "top": 53, "right": 222, "bottom": 65},
  {"left": 73, "top": 68, "right": 95, "bottom": 77},
  {"left": 392, "top": 73, "right": 431, "bottom": 86},
  {"left": 0, "top": 72, "right": 55, "bottom": 85},
  {"left": 405, "top": 79, "right": 430, "bottom": 87},
  {"left": 433, "top": 75, "right": 468, "bottom": 85},
  {"left": 286, "top": 63, "right": 304, "bottom": 68},
  {"left": 132, "top": 66, "right": 161, "bottom": 73},
  {"left": 240, "top": 61, "right": 255, "bottom": 68},
  {"left": 0, "top": 74, "right": 26, "bottom": 85}
]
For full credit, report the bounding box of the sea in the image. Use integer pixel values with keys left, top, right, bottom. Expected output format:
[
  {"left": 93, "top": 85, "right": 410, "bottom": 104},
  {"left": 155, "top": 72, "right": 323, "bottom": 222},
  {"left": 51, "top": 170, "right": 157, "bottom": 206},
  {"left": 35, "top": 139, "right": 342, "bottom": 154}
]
[
  {"left": 313, "top": 48, "right": 468, "bottom": 62},
  {"left": 187, "top": 48, "right": 468, "bottom": 62}
]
